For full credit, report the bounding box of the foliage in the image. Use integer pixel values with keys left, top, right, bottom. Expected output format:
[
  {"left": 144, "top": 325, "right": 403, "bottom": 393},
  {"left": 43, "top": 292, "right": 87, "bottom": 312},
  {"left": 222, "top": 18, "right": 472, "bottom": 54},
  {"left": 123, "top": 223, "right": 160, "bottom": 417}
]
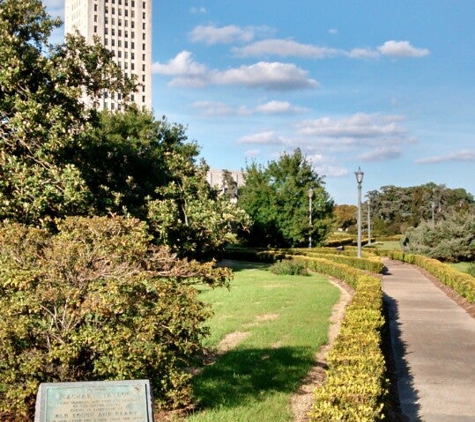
[
  {"left": 303, "top": 251, "right": 385, "bottom": 274},
  {"left": 468, "top": 264, "right": 475, "bottom": 278},
  {"left": 0, "top": 216, "right": 231, "bottom": 419},
  {"left": 144, "top": 128, "right": 251, "bottom": 258},
  {"left": 269, "top": 260, "right": 309, "bottom": 276},
  {"left": 0, "top": 0, "right": 135, "bottom": 225},
  {"left": 379, "top": 250, "right": 475, "bottom": 304},
  {"left": 310, "top": 276, "right": 386, "bottom": 421},
  {"left": 238, "top": 148, "right": 334, "bottom": 248},
  {"left": 333, "top": 204, "right": 357, "bottom": 231},
  {"left": 366, "top": 183, "right": 474, "bottom": 236},
  {"left": 401, "top": 212, "right": 475, "bottom": 262}
]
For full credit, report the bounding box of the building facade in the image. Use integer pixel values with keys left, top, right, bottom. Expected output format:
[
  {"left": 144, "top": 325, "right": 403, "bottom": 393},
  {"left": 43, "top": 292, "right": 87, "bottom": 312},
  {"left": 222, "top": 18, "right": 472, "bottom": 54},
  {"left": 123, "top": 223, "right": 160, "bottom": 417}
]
[{"left": 65, "top": 0, "right": 152, "bottom": 111}]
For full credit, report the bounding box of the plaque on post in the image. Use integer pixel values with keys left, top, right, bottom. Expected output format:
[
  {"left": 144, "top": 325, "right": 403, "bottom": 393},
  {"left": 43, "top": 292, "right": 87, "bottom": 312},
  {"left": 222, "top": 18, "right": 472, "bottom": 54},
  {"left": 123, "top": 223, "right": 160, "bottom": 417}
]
[{"left": 34, "top": 379, "right": 154, "bottom": 422}]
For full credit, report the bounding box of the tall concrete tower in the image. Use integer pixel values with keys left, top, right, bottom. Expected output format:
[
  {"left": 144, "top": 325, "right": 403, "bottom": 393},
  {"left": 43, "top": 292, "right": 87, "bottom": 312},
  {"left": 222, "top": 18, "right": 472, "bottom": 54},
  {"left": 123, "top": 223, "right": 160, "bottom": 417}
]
[{"left": 65, "top": 0, "right": 152, "bottom": 111}]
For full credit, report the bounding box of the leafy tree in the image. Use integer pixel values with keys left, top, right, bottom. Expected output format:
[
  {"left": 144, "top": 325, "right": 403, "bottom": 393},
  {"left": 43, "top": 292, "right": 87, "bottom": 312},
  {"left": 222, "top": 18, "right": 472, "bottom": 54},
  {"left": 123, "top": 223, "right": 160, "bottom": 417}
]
[
  {"left": 368, "top": 183, "right": 474, "bottom": 235},
  {"left": 238, "top": 148, "right": 334, "bottom": 247},
  {"left": 333, "top": 204, "right": 357, "bottom": 231},
  {"left": 0, "top": 0, "right": 135, "bottom": 225},
  {"left": 146, "top": 137, "right": 250, "bottom": 259},
  {"left": 401, "top": 211, "right": 475, "bottom": 262},
  {"left": 0, "top": 216, "right": 231, "bottom": 419}
]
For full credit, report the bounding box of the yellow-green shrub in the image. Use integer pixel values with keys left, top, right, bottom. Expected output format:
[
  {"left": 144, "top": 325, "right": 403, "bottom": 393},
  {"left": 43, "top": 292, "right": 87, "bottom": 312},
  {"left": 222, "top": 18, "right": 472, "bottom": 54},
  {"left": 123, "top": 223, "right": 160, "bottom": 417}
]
[
  {"left": 309, "top": 275, "right": 386, "bottom": 421},
  {"left": 0, "top": 216, "right": 231, "bottom": 420},
  {"left": 379, "top": 251, "right": 475, "bottom": 303}
]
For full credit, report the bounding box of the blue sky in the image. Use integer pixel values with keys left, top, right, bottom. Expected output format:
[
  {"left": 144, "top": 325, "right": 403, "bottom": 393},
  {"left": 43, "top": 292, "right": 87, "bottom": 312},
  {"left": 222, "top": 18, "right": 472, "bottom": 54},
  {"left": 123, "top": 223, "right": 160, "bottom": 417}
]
[{"left": 46, "top": 0, "right": 475, "bottom": 204}]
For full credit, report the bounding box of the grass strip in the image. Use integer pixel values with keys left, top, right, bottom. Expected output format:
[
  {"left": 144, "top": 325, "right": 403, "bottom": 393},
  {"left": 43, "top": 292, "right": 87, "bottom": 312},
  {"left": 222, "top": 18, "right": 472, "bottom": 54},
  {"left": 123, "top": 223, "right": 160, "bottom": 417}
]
[{"left": 186, "top": 262, "right": 340, "bottom": 422}]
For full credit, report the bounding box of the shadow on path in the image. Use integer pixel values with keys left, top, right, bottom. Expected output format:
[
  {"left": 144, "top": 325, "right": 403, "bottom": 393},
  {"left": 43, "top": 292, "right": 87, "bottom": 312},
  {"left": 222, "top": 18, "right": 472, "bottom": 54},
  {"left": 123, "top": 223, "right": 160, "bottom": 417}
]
[{"left": 383, "top": 291, "right": 421, "bottom": 422}]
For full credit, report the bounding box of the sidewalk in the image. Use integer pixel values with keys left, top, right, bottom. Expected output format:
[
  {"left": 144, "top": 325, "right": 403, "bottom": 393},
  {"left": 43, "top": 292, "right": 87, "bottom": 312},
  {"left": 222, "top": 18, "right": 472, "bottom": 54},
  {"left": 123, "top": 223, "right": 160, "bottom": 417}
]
[{"left": 382, "top": 259, "right": 475, "bottom": 422}]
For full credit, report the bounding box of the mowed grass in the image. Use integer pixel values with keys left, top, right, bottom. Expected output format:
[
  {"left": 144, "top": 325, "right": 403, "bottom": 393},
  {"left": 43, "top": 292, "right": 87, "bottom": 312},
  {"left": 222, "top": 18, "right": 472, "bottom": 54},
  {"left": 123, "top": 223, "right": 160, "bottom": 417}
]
[
  {"left": 450, "top": 262, "right": 474, "bottom": 274},
  {"left": 186, "top": 261, "right": 340, "bottom": 422}
]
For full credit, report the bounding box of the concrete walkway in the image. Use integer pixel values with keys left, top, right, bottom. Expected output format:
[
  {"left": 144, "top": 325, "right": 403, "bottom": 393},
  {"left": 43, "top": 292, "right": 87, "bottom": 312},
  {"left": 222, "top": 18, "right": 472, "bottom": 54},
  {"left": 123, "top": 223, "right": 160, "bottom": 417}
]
[{"left": 382, "top": 259, "right": 475, "bottom": 422}]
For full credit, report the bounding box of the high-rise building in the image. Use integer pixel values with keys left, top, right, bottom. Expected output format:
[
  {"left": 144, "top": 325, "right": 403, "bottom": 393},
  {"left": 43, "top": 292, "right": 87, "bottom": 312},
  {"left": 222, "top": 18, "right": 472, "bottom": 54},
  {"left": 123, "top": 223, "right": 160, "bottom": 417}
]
[{"left": 64, "top": 0, "right": 152, "bottom": 111}]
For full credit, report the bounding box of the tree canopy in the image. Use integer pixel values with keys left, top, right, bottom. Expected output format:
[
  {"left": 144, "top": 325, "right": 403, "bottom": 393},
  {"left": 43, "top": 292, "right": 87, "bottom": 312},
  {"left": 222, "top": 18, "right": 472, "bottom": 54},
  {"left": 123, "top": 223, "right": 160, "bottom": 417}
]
[
  {"left": 238, "top": 148, "right": 334, "bottom": 247},
  {"left": 0, "top": 0, "right": 135, "bottom": 225}
]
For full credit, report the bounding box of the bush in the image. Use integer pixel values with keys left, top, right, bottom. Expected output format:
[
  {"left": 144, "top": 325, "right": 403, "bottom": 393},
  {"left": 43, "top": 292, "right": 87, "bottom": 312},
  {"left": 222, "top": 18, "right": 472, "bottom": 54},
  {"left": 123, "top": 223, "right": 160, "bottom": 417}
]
[
  {"left": 468, "top": 264, "right": 475, "bottom": 278},
  {"left": 269, "top": 260, "right": 309, "bottom": 276},
  {"left": 0, "top": 216, "right": 231, "bottom": 419}
]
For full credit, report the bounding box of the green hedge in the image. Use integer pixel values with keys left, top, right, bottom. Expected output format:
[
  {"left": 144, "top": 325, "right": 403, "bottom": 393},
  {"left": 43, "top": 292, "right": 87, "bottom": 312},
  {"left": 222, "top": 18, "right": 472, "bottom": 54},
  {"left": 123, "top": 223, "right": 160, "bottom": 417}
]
[
  {"left": 305, "top": 252, "right": 384, "bottom": 274},
  {"left": 302, "top": 258, "right": 386, "bottom": 421},
  {"left": 379, "top": 250, "right": 475, "bottom": 303},
  {"left": 223, "top": 250, "right": 388, "bottom": 420}
]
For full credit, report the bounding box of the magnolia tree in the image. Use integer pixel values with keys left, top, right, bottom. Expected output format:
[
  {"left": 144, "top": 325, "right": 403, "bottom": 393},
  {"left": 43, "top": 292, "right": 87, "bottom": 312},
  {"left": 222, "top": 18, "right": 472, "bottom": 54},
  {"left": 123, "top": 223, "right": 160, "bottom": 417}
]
[
  {"left": 0, "top": 216, "right": 231, "bottom": 419},
  {"left": 0, "top": 0, "right": 136, "bottom": 225}
]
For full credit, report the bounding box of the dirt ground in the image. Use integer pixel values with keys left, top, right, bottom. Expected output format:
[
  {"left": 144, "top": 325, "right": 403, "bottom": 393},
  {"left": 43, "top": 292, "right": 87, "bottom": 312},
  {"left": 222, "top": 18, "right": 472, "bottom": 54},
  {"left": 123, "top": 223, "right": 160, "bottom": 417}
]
[{"left": 290, "top": 277, "right": 353, "bottom": 422}]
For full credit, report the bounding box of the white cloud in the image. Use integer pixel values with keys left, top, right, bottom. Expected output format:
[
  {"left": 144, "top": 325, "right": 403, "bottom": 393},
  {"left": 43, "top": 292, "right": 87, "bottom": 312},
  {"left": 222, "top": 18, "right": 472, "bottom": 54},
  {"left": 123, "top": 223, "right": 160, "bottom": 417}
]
[
  {"left": 233, "top": 39, "right": 343, "bottom": 59},
  {"left": 192, "top": 101, "right": 252, "bottom": 116},
  {"left": 348, "top": 48, "right": 379, "bottom": 59},
  {"left": 214, "top": 62, "right": 319, "bottom": 90},
  {"left": 415, "top": 149, "right": 475, "bottom": 164},
  {"left": 328, "top": 29, "right": 338, "bottom": 35},
  {"left": 189, "top": 25, "right": 255, "bottom": 45},
  {"left": 255, "top": 100, "right": 306, "bottom": 114},
  {"left": 314, "top": 164, "right": 348, "bottom": 178},
  {"left": 297, "top": 113, "right": 405, "bottom": 138},
  {"left": 237, "top": 131, "right": 285, "bottom": 145},
  {"left": 358, "top": 146, "right": 403, "bottom": 162},
  {"left": 153, "top": 52, "right": 318, "bottom": 90},
  {"left": 378, "top": 40, "right": 430, "bottom": 58},
  {"left": 152, "top": 51, "right": 209, "bottom": 87}
]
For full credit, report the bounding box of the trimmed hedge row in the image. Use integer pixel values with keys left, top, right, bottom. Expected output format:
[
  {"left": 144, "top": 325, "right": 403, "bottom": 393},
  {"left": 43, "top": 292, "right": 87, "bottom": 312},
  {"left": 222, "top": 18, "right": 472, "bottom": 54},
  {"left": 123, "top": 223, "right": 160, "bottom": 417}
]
[
  {"left": 379, "top": 250, "right": 475, "bottom": 303},
  {"left": 305, "top": 252, "right": 384, "bottom": 274},
  {"left": 292, "top": 256, "right": 387, "bottom": 421},
  {"left": 223, "top": 249, "right": 388, "bottom": 420}
]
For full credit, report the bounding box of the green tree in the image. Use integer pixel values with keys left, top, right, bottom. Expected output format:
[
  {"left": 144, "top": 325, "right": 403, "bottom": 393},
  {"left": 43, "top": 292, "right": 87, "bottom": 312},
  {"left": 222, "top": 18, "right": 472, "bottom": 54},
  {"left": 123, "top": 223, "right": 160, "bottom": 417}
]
[
  {"left": 238, "top": 148, "right": 334, "bottom": 247},
  {"left": 333, "top": 204, "right": 357, "bottom": 231},
  {"left": 401, "top": 211, "right": 475, "bottom": 262},
  {"left": 0, "top": 0, "right": 135, "bottom": 225},
  {"left": 145, "top": 135, "right": 250, "bottom": 259},
  {"left": 0, "top": 216, "right": 231, "bottom": 419}
]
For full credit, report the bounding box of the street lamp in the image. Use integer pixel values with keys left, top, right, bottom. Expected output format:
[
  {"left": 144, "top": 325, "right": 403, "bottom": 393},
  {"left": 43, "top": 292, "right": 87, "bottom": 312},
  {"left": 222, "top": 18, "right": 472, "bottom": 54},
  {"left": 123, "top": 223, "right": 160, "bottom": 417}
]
[
  {"left": 355, "top": 167, "right": 364, "bottom": 258},
  {"left": 367, "top": 196, "right": 371, "bottom": 246},
  {"left": 431, "top": 201, "right": 435, "bottom": 227},
  {"left": 308, "top": 188, "right": 313, "bottom": 248}
]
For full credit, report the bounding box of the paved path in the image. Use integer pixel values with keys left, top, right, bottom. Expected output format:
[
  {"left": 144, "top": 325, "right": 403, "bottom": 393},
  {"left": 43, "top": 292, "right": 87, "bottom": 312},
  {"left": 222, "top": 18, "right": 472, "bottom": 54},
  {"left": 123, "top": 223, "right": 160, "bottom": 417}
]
[{"left": 382, "top": 259, "right": 475, "bottom": 422}]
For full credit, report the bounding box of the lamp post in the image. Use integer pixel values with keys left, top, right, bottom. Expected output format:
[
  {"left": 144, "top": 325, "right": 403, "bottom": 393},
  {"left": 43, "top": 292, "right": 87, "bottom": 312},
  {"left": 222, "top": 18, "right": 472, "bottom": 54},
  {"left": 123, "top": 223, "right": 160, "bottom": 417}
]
[
  {"left": 308, "top": 187, "right": 313, "bottom": 248},
  {"left": 355, "top": 167, "right": 364, "bottom": 258},
  {"left": 431, "top": 201, "right": 435, "bottom": 227},
  {"left": 367, "top": 196, "right": 371, "bottom": 246}
]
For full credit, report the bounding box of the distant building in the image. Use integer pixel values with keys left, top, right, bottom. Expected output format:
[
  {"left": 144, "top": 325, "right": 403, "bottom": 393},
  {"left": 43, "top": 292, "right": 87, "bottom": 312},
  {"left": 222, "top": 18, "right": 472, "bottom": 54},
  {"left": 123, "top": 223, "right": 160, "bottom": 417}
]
[
  {"left": 207, "top": 169, "right": 246, "bottom": 190},
  {"left": 64, "top": 0, "right": 152, "bottom": 111}
]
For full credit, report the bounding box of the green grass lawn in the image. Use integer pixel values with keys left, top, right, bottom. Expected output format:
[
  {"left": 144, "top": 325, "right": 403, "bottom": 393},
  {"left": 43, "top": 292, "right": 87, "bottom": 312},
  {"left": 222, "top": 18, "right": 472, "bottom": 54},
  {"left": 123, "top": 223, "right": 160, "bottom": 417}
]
[
  {"left": 186, "top": 261, "right": 340, "bottom": 422},
  {"left": 372, "top": 240, "right": 402, "bottom": 251},
  {"left": 450, "top": 262, "right": 473, "bottom": 274}
]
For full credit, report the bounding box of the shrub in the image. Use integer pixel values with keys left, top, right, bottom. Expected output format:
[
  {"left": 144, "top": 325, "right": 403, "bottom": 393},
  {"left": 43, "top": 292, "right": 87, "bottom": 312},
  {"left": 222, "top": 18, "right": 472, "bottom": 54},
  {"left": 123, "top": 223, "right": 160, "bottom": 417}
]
[
  {"left": 468, "top": 264, "right": 475, "bottom": 278},
  {"left": 0, "top": 216, "right": 231, "bottom": 420},
  {"left": 269, "top": 260, "right": 309, "bottom": 276}
]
